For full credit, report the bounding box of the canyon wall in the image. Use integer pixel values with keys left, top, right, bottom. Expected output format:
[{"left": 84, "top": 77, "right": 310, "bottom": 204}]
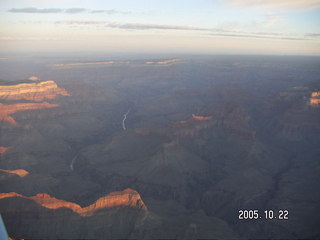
[
  {"left": 0, "top": 102, "right": 59, "bottom": 125},
  {"left": 0, "top": 80, "right": 70, "bottom": 101},
  {"left": 0, "top": 188, "right": 147, "bottom": 217}
]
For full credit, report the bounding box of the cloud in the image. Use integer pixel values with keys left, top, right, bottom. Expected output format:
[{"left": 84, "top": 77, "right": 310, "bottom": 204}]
[
  {"left": 264, "top": 14, "right": 282, "bottom": 27},
  {"left": 103, "top": 22, "right": 302, "bottom": 40},
  {"left": 53, "top": 20, "right": 305, "bottom": 41},
  {"left": 65, "top": 8, "right": 86, "bottom": 14},
  {"left": 8, "top": 7, "right": 130, "bottom": 15},
  {"left": 0, "top": 36, "right": 67, "bottom": 41},
  {"left": 8, "top": 8, "right": 62, "bottom": 13},
  {"left": 91, "top": 10, "right": 118, "bottom": 14},
  {"left": 209, "top": 33, "right": 304, "bottom": 40},
  {"left": 55, "top": 21, "right": 208, "bottom": 30},
  {"left": 305, "top": 33, "right": 320, "bottom": 37},
  {"left": 228, "top": 0, "right": 320, "bottom": 10},
  {"left": 55, "top": 20, "right": 106, "bottom": 25},
  {"left": 105, "top": 22, "right": 208, "bottom": 31}
]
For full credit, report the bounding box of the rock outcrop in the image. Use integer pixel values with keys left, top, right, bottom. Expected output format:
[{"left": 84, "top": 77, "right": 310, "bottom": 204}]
[
  {"left": 171, "top": 116, "right": 214, "bottom": 138},
  {"left": 0, "top": 146, "right": 10, "bottom": 155},
  {"left": 192, "top": 114, "right": 213, "bottom": 121},
  {"left": 309, "top": 91, "right": 320, "bottom": 106},
  {"left": 0, "top": 188, "right": 147, "bottom": 216},
  {"left": 0, "top": 81, "right": 70, "bottom": 101},
  {"left": 0, "top": 169, "right": 29, "bottom": 178},
  {"left": 0, "top": 102, "right": 59, "bottom": 126}
]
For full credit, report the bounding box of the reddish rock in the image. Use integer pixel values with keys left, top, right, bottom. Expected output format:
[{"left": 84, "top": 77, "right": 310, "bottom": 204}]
[
  {"left": 0, "top": 188, "right": 147, "bottom": 217},
  {"left": 0, "top": 146, "right": 10, "bottom": 155},
  {"left": 0, "top": 169, "right": 29, "bottom": 178},
  {"left": 309, "top": 92, "right": 320, "bottom": 107},
  {"left": 0, "top": 80, "right": 70, "bottom": 101},
  {"left": 0, "top": 102, "right": 59, "bottom": 126},
  {"left": 192, "top": 114, "right": 213, "bottom": 121}
]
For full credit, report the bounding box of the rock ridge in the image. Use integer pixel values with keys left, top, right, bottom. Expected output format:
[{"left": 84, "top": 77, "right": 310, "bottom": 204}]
[
  {"left": 0, "top": 188, "right": 147, "bottom": 216},
  {"left": 0, "top": 80, "right": 70, "bottom": 101},
  {"left": 0, "top": 169, "right": 29, "bottom": 178},
  {"left": 0, "top": 102, "right": 59, "bottom": 125},
  {"left": 192, "top": 114, "right": 213, "bottom": 121}
]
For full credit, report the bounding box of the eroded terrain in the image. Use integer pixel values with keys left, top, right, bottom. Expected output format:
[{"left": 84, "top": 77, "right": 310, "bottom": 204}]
[{"left": 0, "top": 55, "right": 319, "bottom": 239}]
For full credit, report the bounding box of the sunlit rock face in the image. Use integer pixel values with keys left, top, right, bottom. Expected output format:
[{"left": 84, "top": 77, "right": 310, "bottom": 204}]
[
  {"left": 0, "top": 102, "right": 59, "bottom": 126},
  {"left": 82, "top": 188, "right": 147, "bottom": 215},
  {"left": 309, "top": 91, "right": 320, "bottom": 106},
  {"left": 310, "top": 98, "right": 320, "bottom": 106},
  {"left": 311, "top": 92, "right": 320, "bottom": 97},
  {"left": 192, "top": 114, "right": 213, "bottom": 121},
  {"left": 0, "top": 146, "right": 10, "bottom": 155},
  {"left": 171, "top": 115, "right": 214, "bottom": 138},
  {"left": 0, "top": 188, "right": 147, "bottom": 217},
  {"left": 0, "top": 169, "right": 29, "bottom": 178},
  {"left": 0, "top": 80, "right": 70, "bottom": 101}
]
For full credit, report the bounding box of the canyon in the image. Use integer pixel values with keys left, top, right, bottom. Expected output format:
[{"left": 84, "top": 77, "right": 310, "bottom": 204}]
[{"left": 0, "top": 55, "right": 319, "bottom": 239}]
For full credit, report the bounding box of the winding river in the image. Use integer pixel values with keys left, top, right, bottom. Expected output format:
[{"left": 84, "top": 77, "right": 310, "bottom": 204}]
[
  {"left": 70, "top": 154, "right": 79, "bottom": 171},
  {"left": 122, "top": 109, "right": 130, "bottom": 130}
]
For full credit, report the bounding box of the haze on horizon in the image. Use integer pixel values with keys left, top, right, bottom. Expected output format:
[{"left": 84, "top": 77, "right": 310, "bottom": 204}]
[{"left": 0, "top": 0, "right": 320, "bottom": 55}]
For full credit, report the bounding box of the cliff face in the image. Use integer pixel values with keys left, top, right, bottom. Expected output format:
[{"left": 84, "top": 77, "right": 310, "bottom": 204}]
[
  {"left": 0, "top": 80, "right": 70, "bottom": 101},
  {"left": 0, "top": 169, "right": 29, "bottom": 178},
  {"left": 0, "top": 188, "right": 147, "bottom": 217},
  {"left": 81, "top": 188, "right": 147, "bottom": 216},
  {"left": 0, "top": 102, "right": 59, "bottom": 125}
]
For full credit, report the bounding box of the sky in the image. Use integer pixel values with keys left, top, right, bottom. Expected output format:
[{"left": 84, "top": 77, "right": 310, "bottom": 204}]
[{"left": 0, "top": 0, "right": 320, "bottom": 55}]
